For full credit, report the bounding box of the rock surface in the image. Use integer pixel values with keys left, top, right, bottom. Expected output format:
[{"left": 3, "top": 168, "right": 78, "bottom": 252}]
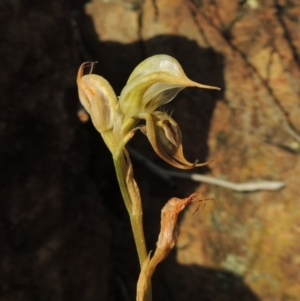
[{"left": 83, "top": 0, "right": 300, "bottom": 300}]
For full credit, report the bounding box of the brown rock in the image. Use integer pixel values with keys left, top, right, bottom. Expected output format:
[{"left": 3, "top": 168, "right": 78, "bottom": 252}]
[{"left": 79, "top": 0, "right": 300, "bottom": 300}]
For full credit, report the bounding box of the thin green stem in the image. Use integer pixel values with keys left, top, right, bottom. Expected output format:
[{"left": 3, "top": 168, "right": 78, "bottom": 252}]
[
  {"left": 113, "top": 152, "right": 148, "bottom": 267},
  {"left": 113, "top": 151, "right": 152, "bottom": 301}
]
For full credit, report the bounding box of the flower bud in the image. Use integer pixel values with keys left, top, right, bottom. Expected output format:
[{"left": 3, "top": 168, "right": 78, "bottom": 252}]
[{"left": 77, "top": 62, "right": 118, "bottom": 133}]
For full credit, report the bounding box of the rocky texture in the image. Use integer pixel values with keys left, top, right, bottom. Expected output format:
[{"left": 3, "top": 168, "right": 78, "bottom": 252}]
[{"left": 82, "top": 0, "right": 300, "bottom": 300}]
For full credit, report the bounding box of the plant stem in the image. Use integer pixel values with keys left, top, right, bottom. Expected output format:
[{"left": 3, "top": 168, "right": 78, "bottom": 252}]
[
  {"left": 113, "top": 152, "right": 152, "bottom": 301},
  {"left": 113, "top": 152, "right": 148, "bottom": 266}
]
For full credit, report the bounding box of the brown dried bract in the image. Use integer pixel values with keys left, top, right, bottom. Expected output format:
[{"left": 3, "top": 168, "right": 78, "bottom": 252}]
[{"left": 136, "top": 192, "right": 210, "bottom": 301}]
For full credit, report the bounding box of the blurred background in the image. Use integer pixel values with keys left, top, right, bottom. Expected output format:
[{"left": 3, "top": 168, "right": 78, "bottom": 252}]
[{"left": 1, "top": 0, "right": 300, "bottom": 300}]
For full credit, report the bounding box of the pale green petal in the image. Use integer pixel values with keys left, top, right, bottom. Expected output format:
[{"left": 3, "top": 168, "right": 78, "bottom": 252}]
[
  {"left": 119, "top": 55, "right": 220, "bottom": 117},
  {"left": 141, "top": 83, "right": 185, "bottom": 113},
  {"left": 126, "top": 54, "right": 186, "bottom": 83}
]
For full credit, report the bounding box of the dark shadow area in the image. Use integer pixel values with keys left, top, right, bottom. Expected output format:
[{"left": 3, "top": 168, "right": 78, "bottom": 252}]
[
  {"left": 153, "top": 250, "right": 260, "bottom": 301},
  {"left": 0, "top": 1, "right": 259, "bottom": 301}
]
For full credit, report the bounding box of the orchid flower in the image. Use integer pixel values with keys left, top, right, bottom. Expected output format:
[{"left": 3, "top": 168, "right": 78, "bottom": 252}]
[
  {"left": 77, "top": 55, "right": 220, "bottom": 301},
  {"left": 77, "top": 55, "right": 220, "bottom": 168}
]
